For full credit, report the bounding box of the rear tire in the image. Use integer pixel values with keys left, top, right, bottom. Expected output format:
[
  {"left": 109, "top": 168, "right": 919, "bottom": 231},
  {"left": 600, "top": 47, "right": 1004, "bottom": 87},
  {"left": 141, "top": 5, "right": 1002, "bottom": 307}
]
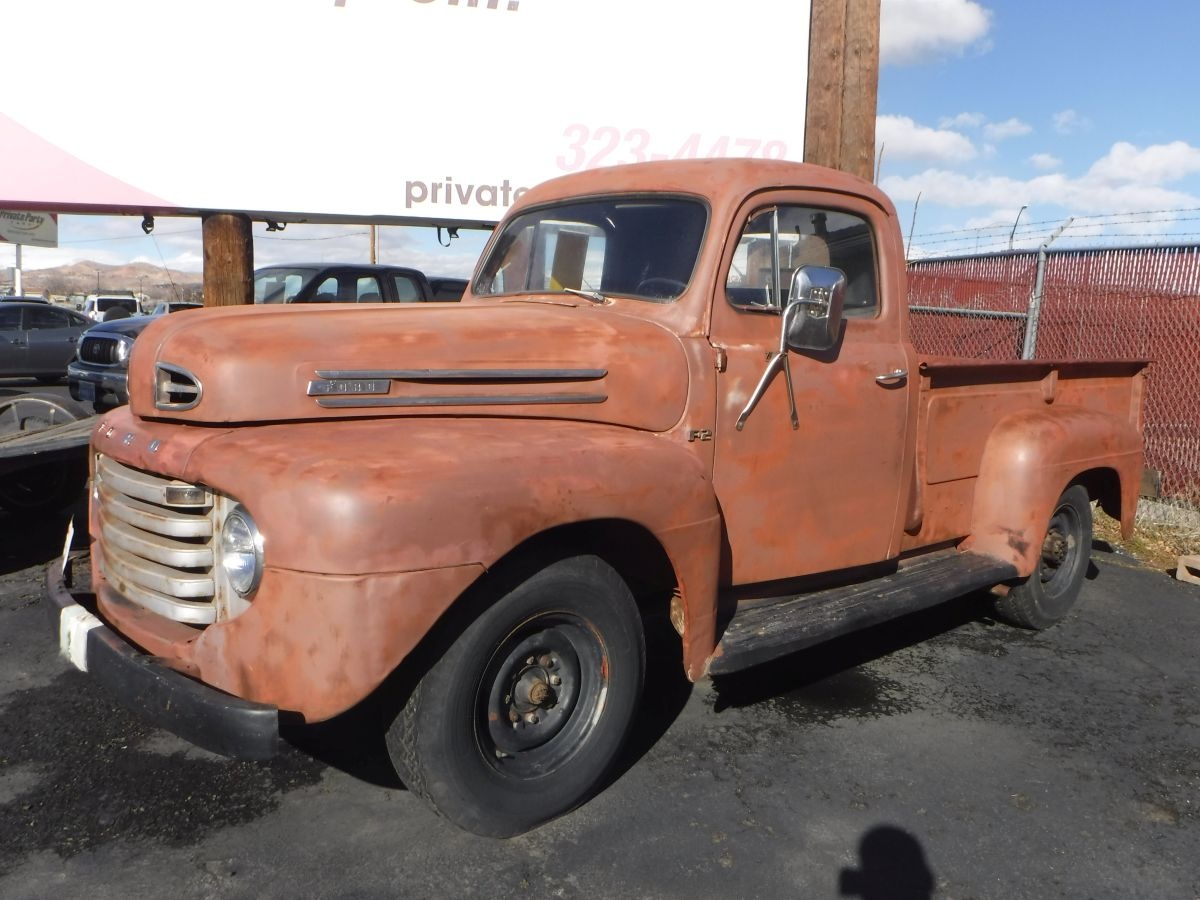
[
  {"left": 385, "top": 554, "right": 645, "bottom": 836},
  {"left": 995, "top": 484, "right": 1092, "bottom": 630}
]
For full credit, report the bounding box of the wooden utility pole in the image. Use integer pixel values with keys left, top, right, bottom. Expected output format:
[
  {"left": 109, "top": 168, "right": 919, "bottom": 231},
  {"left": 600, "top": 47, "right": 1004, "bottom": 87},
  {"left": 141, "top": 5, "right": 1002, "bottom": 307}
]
[
  {"left": 201, "top": 213, "right": 253, "bottom": 306},
  {"left": 804, "top": 0, "right": 880, "bottom": 182}
]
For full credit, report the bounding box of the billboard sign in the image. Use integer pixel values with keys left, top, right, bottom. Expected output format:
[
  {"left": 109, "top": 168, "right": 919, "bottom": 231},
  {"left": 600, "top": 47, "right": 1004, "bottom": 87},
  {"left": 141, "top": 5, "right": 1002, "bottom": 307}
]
[
  {"left": 0, "top": 210, "right": 58, "bottom": 248},
  {"left": 0, "top": 0, "right": 809, "bottom": 227}
]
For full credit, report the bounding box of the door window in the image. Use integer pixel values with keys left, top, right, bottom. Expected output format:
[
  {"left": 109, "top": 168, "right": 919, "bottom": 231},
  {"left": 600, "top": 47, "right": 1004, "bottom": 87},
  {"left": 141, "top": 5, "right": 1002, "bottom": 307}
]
[
  {"left": 28, "top": 307, "right": 70, "bottom": 329},
  {"left": 0, "top": 308, "right": 22, "bottom": 331},
  {"left": 726, "top": 206, "right": 879, "bottom": 317}
]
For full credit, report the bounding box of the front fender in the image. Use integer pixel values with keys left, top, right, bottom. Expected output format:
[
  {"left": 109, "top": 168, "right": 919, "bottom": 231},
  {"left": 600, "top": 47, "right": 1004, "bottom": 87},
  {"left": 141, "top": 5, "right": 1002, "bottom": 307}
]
[
  {"left": 963, "top": 405, "right": 1142, "bottom": 575},
  {"left": 185, "top": 417, "right": 724, "bottom": 683}
]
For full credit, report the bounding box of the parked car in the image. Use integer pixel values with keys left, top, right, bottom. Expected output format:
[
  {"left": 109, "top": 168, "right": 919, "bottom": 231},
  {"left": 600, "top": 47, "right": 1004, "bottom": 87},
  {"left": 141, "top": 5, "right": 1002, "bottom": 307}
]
[
  {"left": 68, "top": 301, "right": 202, "bottom": 408},
  {"left": 1, "top": 294, "right": 50, "bottom": 304},
  {"left": 253, "top": 264, "right": 460, "bottom": 304},
  {"left": 82, "top": 293, "right": 140, "bottom": 322},
  {"left": 0, "top": 301, "right": 93, "bottom": 381}
]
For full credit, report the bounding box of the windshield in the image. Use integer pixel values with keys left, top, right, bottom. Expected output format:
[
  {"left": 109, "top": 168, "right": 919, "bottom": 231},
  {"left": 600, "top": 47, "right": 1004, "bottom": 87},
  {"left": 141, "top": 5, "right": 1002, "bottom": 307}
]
[
  {"left": 474, "top": 197, "right": 707, "bottom": 302},
  {"left": 254, "top": 267, "right": 321, "bottom": 303}
]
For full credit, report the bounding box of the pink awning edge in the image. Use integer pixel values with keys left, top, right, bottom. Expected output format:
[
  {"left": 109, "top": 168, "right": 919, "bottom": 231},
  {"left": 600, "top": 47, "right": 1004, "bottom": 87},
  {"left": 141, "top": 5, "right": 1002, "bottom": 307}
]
[{"left": 0, "top": 113, "right": 175, "bottom": 214}]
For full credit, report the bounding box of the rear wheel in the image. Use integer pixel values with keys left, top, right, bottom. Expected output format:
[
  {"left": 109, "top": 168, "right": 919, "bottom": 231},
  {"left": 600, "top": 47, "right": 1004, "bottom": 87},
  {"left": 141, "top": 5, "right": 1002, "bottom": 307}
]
[
  {"left": 385, "top": 554, "right": 645, "bottom": 836},
  {"left": 995, "top": 484, "right": 1092, "bottom": 630}
]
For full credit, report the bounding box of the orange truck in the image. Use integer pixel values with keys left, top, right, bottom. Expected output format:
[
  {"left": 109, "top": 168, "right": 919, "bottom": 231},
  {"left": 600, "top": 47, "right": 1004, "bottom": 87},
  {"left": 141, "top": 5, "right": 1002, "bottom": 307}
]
[{"left": 48, "top": 159, "right": 1146, "bottom": 836}]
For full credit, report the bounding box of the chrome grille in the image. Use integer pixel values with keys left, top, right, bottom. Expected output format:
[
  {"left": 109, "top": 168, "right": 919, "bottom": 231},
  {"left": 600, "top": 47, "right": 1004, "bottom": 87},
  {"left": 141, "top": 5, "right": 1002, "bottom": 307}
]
[
  {"left": 95, "top": 455, "right": 217, "bottom": 625},
  {"left": 79, "top": 335, "right": 120, "bottom": 365}
]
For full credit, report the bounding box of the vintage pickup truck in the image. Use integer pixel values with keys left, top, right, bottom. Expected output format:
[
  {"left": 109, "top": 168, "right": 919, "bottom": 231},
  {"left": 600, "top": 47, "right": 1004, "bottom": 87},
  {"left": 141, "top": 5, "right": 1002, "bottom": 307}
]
[{"left": 48, "top": 159, "right": 1146, "bottom": 837}]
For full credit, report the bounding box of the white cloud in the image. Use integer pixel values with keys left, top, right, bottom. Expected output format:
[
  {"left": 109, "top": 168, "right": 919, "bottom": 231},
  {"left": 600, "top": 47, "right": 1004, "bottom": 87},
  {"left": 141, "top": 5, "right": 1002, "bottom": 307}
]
[
  {"left": 1053, "top": 109, "right": 1089, "bottom": 135},
  {"left": 983, "top": 118, "right": 1032, "bottom": 141},
  {"left": 881, "top": 140, "right": 1200, "bottom": 216},
  {"left": 1029, "top": 153, "right": 1062, "bottom": 171},
  {"left": 876, "top": 115, "right": 977, "bottom": 164},
  {"left": 1086, "top": 141, "right": 1200, "bottom": 186},
  {"left": 939, "top": 112, "right": 986, "bottom": 129},
  {"left": 881, "top": 0, "right": 992, "bottom": 66}
]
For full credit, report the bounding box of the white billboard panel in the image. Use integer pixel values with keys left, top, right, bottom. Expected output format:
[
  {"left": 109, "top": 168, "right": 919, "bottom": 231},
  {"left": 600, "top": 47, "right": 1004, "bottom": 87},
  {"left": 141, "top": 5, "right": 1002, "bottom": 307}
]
[
  {"left": 0, "top": 210, "right": 58, "bottom": 248},
  {"left": 0, "top": 0, "right": 809, "bottom": 226}
]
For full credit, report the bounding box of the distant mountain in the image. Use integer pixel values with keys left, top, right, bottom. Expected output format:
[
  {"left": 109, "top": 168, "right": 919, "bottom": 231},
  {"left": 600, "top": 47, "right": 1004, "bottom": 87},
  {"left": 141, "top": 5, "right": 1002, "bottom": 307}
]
[{"left": 16, "top": 260, "right": 203, "bottom": 302}]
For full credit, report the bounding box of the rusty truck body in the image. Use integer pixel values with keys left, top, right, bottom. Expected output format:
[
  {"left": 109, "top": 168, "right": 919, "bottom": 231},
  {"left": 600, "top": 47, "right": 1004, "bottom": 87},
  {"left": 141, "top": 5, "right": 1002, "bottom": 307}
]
[{"left": 49, "top": 159, "right": 1146, "bottom": 836}]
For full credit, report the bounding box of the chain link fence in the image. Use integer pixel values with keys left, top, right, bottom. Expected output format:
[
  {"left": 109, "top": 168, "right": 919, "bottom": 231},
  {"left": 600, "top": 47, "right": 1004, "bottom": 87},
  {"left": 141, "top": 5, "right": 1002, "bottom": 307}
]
[{"left": 907, "top": 246, "right": 1200, "bottom": 521}]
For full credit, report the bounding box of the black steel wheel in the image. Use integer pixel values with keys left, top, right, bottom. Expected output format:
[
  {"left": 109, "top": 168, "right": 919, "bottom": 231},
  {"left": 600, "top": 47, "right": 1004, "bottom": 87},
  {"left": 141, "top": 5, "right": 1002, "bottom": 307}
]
[
  {"left": 995, "top": 484, "right": 1092, "bottom": 630},
  {"left": 386, "top": 554, "right": 645, "bottom": 836}
]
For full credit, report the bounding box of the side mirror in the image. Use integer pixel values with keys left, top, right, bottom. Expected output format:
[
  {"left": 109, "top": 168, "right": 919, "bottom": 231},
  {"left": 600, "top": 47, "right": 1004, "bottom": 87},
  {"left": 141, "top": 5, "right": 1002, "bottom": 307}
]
[{"left": 784, "top": 265, "right": 846, "bottom": 351}]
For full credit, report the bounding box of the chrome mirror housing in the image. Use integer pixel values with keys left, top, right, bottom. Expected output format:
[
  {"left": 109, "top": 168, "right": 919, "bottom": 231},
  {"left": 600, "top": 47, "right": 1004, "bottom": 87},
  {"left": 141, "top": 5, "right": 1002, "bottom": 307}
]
[{"left": 785, "top": 265, "right": 846, "bottom": 351}]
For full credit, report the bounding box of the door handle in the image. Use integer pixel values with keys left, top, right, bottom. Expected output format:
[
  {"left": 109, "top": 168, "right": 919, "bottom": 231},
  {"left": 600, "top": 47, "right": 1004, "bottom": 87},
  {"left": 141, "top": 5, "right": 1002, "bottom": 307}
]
[{"left": 875, "top": 368, "right": 908, "bottom": 384}]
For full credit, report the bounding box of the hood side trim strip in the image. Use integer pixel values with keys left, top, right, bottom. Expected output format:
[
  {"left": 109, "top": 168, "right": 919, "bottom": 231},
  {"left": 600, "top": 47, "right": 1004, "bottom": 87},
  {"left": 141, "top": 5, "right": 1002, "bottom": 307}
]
[
  {"left": 316, "top": 393, "right": 607, "bottom": 409},
  {"left": 314, "top": 368, "right": 608, "bottom": 382}
]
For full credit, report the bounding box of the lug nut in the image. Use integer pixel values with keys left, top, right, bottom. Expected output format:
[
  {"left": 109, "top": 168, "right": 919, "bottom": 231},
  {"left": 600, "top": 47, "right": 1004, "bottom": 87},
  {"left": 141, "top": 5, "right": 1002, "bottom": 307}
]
[
  {"left": 509, "top": 709, "right": 520, "bottom": 723},
  {"left": 539, "top": 654, "right": 555, "bottom": 668},
  {"left": 524, "top": 712, "right": 539, "bottom": 725},
  {"left": 549, "top": 675, "right": 562, "bottom": 686},
  {"left": 526, "top": 656, "right": 536, "bottom": 666}
]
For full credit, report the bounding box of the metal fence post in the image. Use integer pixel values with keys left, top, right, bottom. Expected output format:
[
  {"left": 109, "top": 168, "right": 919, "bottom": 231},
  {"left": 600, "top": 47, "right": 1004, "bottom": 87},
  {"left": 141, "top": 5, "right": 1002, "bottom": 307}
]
[
  {"left": 1021, "top": 248, "right": 1047, "bottom": 360},
  {"left": 1021, "top": 218, "right": 1073, "bottom": 360}
]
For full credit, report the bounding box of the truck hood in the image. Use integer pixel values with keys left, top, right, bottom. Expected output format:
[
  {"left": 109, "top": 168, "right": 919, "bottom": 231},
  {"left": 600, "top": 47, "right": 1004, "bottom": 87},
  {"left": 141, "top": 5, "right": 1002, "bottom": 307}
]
[{"left": 126, "top": 301, "right": 690, "bottom": 432}]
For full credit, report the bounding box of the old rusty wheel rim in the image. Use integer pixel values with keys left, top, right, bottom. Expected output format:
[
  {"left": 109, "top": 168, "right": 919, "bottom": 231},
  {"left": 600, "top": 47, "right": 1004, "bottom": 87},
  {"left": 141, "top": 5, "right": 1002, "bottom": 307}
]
[
  {"left": 1039, "top": 502, "right": 1081, "bottom": 596},
  {"left": 479, "top": 611, "right": 607, "bottom": 776}
]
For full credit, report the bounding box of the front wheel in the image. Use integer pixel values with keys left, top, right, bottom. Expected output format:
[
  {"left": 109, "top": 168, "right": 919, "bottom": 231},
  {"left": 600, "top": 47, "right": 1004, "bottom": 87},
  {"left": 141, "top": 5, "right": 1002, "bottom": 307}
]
[
  {"left": 386, "top": 555, "right": 645, "bottom": 836},
  {"left": 995, "top": 484, "right": 1092, "bottom": 630}
]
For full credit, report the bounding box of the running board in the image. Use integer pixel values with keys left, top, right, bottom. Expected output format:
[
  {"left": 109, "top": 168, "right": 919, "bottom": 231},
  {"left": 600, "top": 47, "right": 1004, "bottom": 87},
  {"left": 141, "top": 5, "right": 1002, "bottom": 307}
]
[{"left": 707, "top": 550, "right": 1017, "bottom": 676}]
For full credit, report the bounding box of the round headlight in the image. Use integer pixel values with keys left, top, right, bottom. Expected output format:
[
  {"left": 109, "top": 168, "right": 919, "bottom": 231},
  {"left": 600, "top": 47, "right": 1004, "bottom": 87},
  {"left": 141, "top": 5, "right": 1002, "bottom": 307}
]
[{"left": 220, "top": 506, "right": 263, "bottom": 597}]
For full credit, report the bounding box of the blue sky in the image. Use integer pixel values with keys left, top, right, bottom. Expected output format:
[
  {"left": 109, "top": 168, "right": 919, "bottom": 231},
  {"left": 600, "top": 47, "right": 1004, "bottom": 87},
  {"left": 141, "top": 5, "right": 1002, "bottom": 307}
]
[
  {"left": 4, "top": 0, "right": 1199, "bottom": 278},
  {"left": 877, "top": 0, "right": 1200, "bottom": 256}
]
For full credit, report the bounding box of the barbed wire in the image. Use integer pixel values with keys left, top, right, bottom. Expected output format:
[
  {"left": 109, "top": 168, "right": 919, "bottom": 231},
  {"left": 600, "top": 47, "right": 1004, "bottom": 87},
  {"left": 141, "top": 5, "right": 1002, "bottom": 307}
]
[{"left": 911, "top": 206, "right": 1200, "bottom": 242}]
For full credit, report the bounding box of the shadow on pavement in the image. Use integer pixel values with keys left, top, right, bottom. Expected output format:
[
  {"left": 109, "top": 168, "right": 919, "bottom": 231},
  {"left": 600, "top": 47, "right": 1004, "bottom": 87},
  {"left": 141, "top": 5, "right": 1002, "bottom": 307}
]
[
  {"left": 0, "top": 507, "right": 75, "bottom": 577},
  {"left": 839, "top": 824, "right": 936, "bottom": 899}
]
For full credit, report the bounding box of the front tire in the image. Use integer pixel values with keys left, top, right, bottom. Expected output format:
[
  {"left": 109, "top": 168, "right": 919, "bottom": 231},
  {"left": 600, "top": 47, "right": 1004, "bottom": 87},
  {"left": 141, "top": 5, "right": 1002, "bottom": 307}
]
[
  {"left": 386, "top": 554, "right": 645, "bottom": 836},
  {"left": 995, "top": 484, "right": 1092, "bottom": 630}
]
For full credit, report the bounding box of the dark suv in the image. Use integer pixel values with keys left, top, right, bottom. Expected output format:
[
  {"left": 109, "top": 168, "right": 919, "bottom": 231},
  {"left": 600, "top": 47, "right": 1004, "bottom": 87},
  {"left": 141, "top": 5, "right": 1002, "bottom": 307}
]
[
  {"left": 254, "top": 264, "right": 465, "bottom": 304},
  {"left": 68, "top": 302, "right": 202, "bottom": 408}
]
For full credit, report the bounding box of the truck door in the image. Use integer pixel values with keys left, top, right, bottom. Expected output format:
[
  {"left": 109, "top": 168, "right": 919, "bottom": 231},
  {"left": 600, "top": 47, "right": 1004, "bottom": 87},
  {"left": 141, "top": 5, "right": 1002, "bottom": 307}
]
[
  {"left": 709, "top": 194, "right": 913, "bottom": 586},
  {"left": 0, "top": 306, "right": 27, "bottom": 376}
]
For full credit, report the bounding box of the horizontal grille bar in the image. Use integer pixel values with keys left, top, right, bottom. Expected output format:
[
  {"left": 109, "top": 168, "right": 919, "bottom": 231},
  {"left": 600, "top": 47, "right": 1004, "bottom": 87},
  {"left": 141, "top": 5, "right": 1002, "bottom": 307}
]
[
  {"left": 100, "top": 510, "right": 214, "bottom": 569},
  {"left": 97, "top": 481, "right": 214, "bottom": 539},
  {"left": 102, "top": 540, "right": 215, "bottom": 601},
  {"left": 97, "top": 455, "right": 212, "bottom": 508}
]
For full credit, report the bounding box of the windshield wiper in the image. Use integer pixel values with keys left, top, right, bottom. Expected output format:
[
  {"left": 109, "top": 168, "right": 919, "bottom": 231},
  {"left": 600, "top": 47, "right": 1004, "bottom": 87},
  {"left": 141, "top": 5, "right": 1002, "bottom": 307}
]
[{"left": 562, "top": 287, "right": 607, "bottom": 304}]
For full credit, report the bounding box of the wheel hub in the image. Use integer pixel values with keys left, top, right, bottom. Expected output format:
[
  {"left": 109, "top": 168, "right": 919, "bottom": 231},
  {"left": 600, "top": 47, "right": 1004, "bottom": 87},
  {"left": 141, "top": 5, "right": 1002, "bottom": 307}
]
[{"left": 1042, "top": 529, "right": 1068, "bottom": 568}]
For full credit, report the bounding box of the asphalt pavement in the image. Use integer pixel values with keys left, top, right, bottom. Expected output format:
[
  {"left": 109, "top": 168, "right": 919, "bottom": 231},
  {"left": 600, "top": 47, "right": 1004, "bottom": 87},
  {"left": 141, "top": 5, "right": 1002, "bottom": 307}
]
[{"left": 1, "top": 506, "right": 1197, "bottom": 899}]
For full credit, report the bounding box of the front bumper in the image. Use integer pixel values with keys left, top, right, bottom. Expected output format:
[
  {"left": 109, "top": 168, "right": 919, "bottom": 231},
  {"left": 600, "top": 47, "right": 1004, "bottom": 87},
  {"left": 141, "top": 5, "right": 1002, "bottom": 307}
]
[
  {"left": 45, "top": 551, "right": 280, "bottom": 760},
  {"left": 68, "top": 361, "right": 130, "bottom": 405}
]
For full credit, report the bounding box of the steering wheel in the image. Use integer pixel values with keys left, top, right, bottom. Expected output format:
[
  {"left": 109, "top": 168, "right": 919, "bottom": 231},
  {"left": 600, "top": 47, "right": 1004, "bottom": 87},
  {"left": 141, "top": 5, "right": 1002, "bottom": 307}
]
[{"left": 634, "top": 277, "right": 688, "bottom": 299}]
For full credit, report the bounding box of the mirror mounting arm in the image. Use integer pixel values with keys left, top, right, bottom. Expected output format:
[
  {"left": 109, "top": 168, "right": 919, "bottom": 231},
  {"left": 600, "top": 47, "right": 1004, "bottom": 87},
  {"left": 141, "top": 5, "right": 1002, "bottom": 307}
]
[{"left": 735, "top": 304, "right": 803, "bottom": 432}]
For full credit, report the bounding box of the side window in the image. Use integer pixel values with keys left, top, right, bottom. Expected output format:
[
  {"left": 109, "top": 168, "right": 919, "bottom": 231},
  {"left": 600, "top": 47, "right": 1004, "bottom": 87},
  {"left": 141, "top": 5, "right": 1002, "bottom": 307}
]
[
  {"left": 29, "top": 307, "right": 69, "bottom": 329},
  {"left": 392, "top": 275, "right": 422, "bottom": 302},
  {"left": 0, "top": 307, "right": 22, "bottom": 331},
  {"left": 310, "top": 276, "right": 340, "bottom": 302},
  {"left": 355, "top": 276, "right": 384, "bottom": 302},
  {"left": 726, "top": 205, "right": 879, "bottom": 318}
]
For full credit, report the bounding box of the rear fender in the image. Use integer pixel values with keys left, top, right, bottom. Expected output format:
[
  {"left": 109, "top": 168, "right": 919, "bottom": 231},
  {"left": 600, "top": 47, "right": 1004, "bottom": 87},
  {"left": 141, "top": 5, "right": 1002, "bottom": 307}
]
[{"left": 963, "top": 405, "right": 1142, "bottom": 575}]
